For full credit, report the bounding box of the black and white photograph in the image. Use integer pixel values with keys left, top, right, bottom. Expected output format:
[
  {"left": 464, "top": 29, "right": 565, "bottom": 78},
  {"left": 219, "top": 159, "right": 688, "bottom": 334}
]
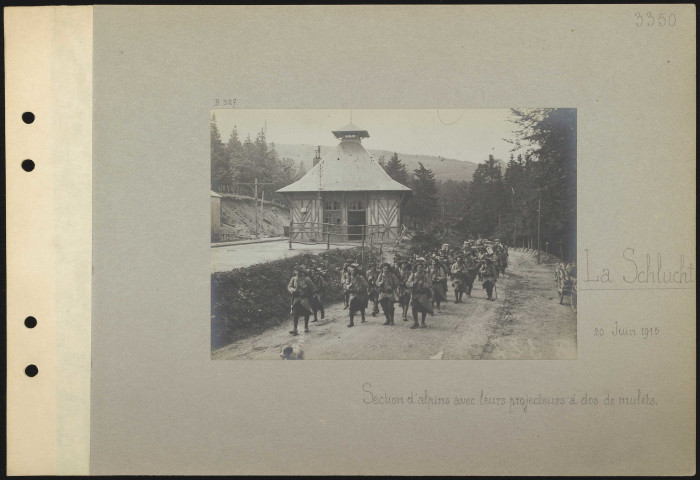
[{"left": 211, "top": 109, "right": 577, "bottom": 359}]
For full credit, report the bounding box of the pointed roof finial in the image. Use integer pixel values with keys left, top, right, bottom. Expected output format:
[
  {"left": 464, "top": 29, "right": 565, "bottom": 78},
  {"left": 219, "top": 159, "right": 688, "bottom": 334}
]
[{"left": 332, "top": 122, "right": 369, "bottom": 139}]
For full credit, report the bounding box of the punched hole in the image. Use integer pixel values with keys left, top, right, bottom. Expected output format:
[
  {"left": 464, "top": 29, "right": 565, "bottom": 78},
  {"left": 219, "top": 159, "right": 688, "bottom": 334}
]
[
  {"left": 25, "top": 364, "right": 39, "bottom": 377},
  {"left": 21, "top": 159, "right": 35, "bottom": 172},
  {"left": 24, "top": 316, "right": 37, "bottom": 328},
  {"left": 22, "top": 112, "right": 35, "bottom": 124}
]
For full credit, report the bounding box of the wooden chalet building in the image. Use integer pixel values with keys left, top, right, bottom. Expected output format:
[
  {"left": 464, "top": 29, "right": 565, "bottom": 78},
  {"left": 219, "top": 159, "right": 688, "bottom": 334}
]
[{"left": 277, "top": 123, "right": 411, "bottom": 243}]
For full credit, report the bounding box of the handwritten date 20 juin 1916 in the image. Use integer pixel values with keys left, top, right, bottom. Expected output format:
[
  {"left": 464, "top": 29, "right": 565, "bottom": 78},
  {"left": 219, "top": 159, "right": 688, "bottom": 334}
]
[{"left": 594, "top": 324, "right": 660, "bottom": 339}]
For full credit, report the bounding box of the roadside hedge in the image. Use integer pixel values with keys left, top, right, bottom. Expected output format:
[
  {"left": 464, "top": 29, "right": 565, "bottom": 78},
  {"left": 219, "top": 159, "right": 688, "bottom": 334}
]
[{"left": 211, "top": 247, "right": 375, "bottom": 349}]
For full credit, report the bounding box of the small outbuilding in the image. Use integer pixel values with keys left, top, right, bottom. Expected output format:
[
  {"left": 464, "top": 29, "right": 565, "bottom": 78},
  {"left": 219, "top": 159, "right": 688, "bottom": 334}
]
[{"left": 277, "top": 124, "right": 411, "bottom": 243}]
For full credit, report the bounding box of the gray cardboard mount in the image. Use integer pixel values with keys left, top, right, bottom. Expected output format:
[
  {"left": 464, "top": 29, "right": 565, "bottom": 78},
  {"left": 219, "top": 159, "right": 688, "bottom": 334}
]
[{"left": 87, "top": 5, "right": 694, "bottom": 475}]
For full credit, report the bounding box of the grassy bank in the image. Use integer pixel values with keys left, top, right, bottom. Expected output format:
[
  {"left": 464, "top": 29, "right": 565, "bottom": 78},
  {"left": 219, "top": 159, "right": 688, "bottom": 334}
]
[{"left": 211, "top": 247, "right": 374, "bottom": 349}]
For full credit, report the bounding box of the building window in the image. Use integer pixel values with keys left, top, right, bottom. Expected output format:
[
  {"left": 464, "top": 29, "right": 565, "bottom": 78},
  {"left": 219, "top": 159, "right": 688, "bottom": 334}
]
[
  {"left": 348, "top": 200, "right": 365, "bottom": 211},
  {"left": 324, "top": 201, "right": 341, "bottom": 211},
  {"left": 323, "top": 199, "right": 342, "bottom": 235}
]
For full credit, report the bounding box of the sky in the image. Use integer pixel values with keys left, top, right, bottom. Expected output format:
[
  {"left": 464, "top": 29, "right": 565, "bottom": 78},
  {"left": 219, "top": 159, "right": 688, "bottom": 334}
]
[{"left": 213, "top": 109, "right": 520, "bottom": 164}]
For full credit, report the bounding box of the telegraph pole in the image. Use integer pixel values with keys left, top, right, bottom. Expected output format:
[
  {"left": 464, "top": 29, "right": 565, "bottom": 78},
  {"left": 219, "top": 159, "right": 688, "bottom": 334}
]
[
  {"left": 537, "top": 196, "right": 541, "bottom": 264},
  {"left": 254, "top": 178, "right": 258, "bottom": 238},
  {"left": 260, "top": 190, "right": 265, "bottom": 236}
]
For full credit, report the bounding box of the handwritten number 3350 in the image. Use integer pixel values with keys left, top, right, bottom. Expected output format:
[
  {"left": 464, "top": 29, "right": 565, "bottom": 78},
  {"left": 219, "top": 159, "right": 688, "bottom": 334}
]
[{"left": 635, "top": 12, "right": 677, "bottom": 27}]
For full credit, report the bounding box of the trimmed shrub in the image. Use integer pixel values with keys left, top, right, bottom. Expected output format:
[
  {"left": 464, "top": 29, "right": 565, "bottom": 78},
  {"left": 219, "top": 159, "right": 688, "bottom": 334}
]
[{"left": 211, "top": 247, "right": 375, "bottom": 349}]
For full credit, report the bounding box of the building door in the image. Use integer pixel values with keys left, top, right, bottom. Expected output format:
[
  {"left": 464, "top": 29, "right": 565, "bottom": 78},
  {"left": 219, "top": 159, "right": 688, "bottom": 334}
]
[
  {"left": 323, "top": 199, "right": 342, "bottom": 240},
  {"left": 347, "top": 199, "right": 366, "bottom": 240}
]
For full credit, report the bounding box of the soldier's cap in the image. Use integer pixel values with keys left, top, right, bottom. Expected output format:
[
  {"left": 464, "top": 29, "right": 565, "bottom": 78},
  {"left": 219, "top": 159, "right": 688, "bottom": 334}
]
[
  {"left": 350, "top": 263, "right": 360, "bottom": 269},
  {"left": 293, "top": 265, "right": 305, "bottom": 272}
]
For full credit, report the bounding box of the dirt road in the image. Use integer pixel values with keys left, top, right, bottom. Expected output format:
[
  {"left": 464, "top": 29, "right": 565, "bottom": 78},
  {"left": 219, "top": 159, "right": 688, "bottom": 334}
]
[{"left": 212, "top": 250, "right": 577, "bottom": 360}]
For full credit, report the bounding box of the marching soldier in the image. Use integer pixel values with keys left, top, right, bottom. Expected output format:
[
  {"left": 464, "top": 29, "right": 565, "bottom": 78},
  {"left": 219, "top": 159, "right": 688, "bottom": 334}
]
[
  {"left": 376, "top": 262, "right": 401, "bottom": 326},
  {"left": 437, "top": 254, "right": 450, "bottom": 300},
  {"left": 341, "top": 259, "right": 352, "bottom": 309},
  {"left": 450, "top": 255, "right": 469, "bottom": 303},
  {"left": 479, "top": 256, "right": 498, "bottom": 301},
  {"left": 308, "top": 267, "right": 327, "bottom": 322},
  {"left": 406, "top": 259, "right": 434, "bottom": 329},
  {"left": 345, "top": 263, "right": 369, "bottom": 328},
  {"left": 366, "top": 263, "right": 381, "bottom": 317},
  {"left": 429, "top": 257, "right": 448, "bottom": 313},
  {"left": 397, "top": 260, "right": 413, "bottom": 321},
  {"left": 464, "top": 249, "right": 478, "bottom": 297},
  {"left": 287, "top": 265, "right": 316, "bottom": 335},
  {"left": 497, "top": 242, "right": 508, "bottom": 274},
  {"left": 476, "top": 246, "right": 488, "bottom": 282}
]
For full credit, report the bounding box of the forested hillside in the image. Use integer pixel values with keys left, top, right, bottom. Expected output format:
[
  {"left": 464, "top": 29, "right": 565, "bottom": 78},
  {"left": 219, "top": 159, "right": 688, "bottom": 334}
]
[{"left": 211, "top": 108, "right": 576, "bottom": 260}]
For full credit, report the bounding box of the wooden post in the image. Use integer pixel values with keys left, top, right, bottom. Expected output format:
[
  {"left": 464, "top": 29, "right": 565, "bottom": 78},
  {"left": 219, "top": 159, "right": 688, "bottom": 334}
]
[
  {"left": 361, "top": 225, "right": 365, "bottom": 268},
  {"left": 327, "top": 227, "right": 330, "bottom": 250},
  {"left": 288, "top": 221, "right": 293, "bottom": 250},
  {"left": 254, "top": 178, "right": 258, "bottom": 238},
  {"left": 537, "top": 196, "right": 541, "bottom": 264},
  {"left": 342, "top": 192, "right": 347, "bottom": 241},
  {"left": 369, "top": 229, "right": 374, "bottom": 264},
  {"left": 260, "top": 190, "right": 265, "bottom": 236}
]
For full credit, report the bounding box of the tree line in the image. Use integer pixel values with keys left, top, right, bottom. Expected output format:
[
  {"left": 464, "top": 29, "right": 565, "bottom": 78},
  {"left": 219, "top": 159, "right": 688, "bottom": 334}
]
[
  {"left": 211, "top": 113, "right": 300, "bottom": 205},
  {"left": 378, "top": 108, "right": 576, "bottom": 261},
  {"left": 211, "top": 109, "right": 576, "bottom": 260}
]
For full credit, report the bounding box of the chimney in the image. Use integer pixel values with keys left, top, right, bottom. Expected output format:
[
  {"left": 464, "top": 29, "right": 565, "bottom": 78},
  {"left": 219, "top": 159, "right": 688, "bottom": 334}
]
[{"left": 312, "top": 145, "right": 321, "bottom": 167}]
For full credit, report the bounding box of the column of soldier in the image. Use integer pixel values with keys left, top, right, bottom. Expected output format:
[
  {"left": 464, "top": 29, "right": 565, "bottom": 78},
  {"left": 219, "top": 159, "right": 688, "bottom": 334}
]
[{"left": 286, "top": 239, "right": 509, "bottom": 336}]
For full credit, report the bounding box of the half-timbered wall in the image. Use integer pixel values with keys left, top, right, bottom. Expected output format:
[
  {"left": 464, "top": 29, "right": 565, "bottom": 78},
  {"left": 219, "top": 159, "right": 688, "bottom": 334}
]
[
  {"left": 368, "top": 192, "right": 401, "bottom": 241},
  {"left": 288, "top": 191, "right": 405, "bottom": 243},
  {"left": 290, "top": 194, "right": 322, "bottom": 241}
]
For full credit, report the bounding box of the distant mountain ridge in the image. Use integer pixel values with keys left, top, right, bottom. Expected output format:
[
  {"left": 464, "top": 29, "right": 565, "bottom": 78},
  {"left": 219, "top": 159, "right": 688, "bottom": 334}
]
[{"left": 272, "top": 144, "right": 501, "bottom": 183}]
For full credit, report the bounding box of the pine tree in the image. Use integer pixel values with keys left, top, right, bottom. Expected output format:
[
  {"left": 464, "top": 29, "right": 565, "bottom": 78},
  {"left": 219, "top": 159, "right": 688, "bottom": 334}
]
[
  {"left": 384, "top": 152, "right": 410, "bottom": 187},
  {"left": 465, "top": 155, "right": 507, "bottom": 237},
  {"left": 438, "top": 179, "right": 470, "bottom": 224},
  {"left": 225, "top": 126, "right": 244, "bottom": 188},
  {"left": 404, "top": 162, "right": 439, "bottom": 228},
  {"left": 211, "top": 113, "right": 232, "bottom": 190}
]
